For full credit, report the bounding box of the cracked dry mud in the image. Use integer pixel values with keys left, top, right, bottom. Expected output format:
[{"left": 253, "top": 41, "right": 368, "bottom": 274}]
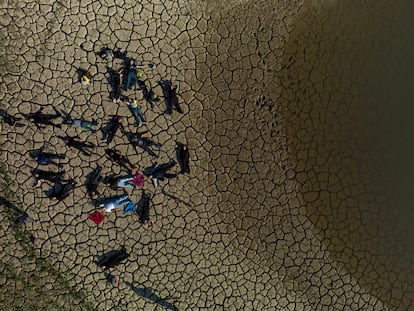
[{"left": 1, "top": 0, "right": 414, "bottom": 310}]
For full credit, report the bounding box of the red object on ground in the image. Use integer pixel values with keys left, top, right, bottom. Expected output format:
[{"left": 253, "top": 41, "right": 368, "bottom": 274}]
[
  {"left": 132, "top": 172, "right": 145, "bottom": 188},
  {"left": 89, "top": 211, "right": 105, "bottom": 225}
]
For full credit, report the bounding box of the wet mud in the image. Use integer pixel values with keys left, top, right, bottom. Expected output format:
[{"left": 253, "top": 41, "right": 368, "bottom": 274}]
[
  {"left": 198, "top": 0, "right": 414, "bottom": 309},
  {"left": 280, "top": 0, "right": 414, "bottom": 309}
]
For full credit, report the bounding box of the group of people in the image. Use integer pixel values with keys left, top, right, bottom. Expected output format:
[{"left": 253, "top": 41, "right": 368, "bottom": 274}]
[{"left": 2, "top": 46, "right": 191, "bottom": 286}]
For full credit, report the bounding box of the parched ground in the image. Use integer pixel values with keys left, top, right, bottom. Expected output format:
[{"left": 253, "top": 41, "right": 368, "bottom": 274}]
[{"left": 1, "top": 0, "right": 414, "bottom": 310}]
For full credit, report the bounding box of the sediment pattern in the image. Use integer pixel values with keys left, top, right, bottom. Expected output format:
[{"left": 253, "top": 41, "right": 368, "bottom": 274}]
[{"left": 1, "top": 0, "right": 413, "bottom": 310}]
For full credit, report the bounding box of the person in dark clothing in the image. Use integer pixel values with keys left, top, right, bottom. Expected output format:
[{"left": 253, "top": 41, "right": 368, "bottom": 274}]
[
  {"left": 59, "top": 135, "right": 95, "bottom": 156},
  {"left": 98, "top": 47, "right": 114, "bottom": 62},
  {"left": 168, "top": 84, "right": 182, "bottom": 114},
  {"left": 105, "top": 148, "right": 133, "bottom": 171},
  {"left": 137, "top": 191, "right": 152, "bottom": 226},
  {"left": 86, "top": 165, "right": 102, "bottom": 199},
  {"left": 23, "top": 107, "right": 62, "bottom": 129},
  {"left": 106, "top": 66, "right": 123, "bottom": 103},
  {"left": 97, "top": 47, "right": 127, "bottom": 61},
  {"left": 96, "top": 246, "right": 129, "bottom": 270},
  {"left": 61, "top": 111, "right": 98, "bottom": 133},
  {"left": 101, "top": 116, "right": 124, "bottom": 145},
  {"left": 113, "top": 48, "right": 128, "bottom": 60},
  {"left": 103, "top": 174, "right": 120, "bottom": 190},
  {"left": 120, "top": 59, "right": 144, "bottom": 90},
  {"left": 158, "top": 80, "right": 183, "bottom": 115},
  {"left": 143, "top": 160, "right": 177, "bottom": 188},
  {"left": 48, "top": 179, "right": 76, "bottom": 201},
  {"left": 14, "top": 212, "right": 36, "bottom": 226},
  {"left": 32, "top": 169, "right": 65, "bottom": 186},
  {"left": 0, "top": 109, "right": 24, "bottom": 127},
  {"left": 124, "top": 130, "right": 161, "bottom": 157},
  {"left": 33, "top": 150, "right": 66, "bottom": 168},
  {"left": 137, "top": 80, "right": 159, "bottom": 109},
  {"left": 143, "top": 161, "right": 177, "bottom": 177},
  {"left": 112, "top": 71, "right": 123, "bottom": 103},
  {"left": 176, "top": 143, "right": 190, "bottom": 174},
  {"left": 1, "top": 199, "right": 35, "bottom": 225},
  {"left": 111, "top": 174, "right": 144, "bottom": 190}
]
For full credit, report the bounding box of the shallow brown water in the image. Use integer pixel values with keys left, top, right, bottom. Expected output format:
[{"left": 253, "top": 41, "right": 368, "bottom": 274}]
[
  {"left": 196, "top": 0, "right": 414, "bottom": 309},
  {"left": 280, "top": 0, "right": 414, "bottom": 309}
]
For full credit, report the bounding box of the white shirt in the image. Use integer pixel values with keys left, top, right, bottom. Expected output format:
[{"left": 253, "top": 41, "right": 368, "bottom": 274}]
[{"left": 104, "top": 203, "right": 116, "bottom": 212}]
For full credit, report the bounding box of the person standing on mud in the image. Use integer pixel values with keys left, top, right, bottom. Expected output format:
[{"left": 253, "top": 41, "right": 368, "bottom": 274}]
[{"left": 168, "top": 84, "right": 182, "bottom": 114}]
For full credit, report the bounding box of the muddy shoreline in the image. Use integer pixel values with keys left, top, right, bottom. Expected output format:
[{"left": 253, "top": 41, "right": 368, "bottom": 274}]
[{"left": 198, "top": 0, "right": 414, "bottom": 309}]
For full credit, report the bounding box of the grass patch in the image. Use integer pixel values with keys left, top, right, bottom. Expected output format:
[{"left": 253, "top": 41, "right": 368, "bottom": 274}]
[{"left": 0, "top": 162, "right": 94, "bottom": 311}]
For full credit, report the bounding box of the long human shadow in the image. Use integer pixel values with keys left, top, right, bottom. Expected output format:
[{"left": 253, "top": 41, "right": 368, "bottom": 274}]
[
  {"left": 0, "top": 197, "right": 35, "bottom": 224},
  {"left": 0, "top": 197, "right": 25, "bottom": 214},
  {"left": 133, "top": 192, "right": 144, "bottom": 220},
  {"left": 125, "top": 282, "right": 179, "bottom": 311},
  {"left": 161, "top": 189, "right": 192, "bottom": 208},
  {"left": 96, "top": 246, "right": 129, "bottom": 269}
]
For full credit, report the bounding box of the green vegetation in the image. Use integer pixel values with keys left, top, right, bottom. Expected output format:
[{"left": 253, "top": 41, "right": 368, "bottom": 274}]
[{"left": 0, "top": 163, "right": 94, "bottom": 311}]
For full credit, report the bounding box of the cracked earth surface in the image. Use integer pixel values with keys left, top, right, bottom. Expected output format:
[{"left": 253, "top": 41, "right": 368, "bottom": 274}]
[{"left": 1, "top": 0, "right": 414, "bottom": 310}]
